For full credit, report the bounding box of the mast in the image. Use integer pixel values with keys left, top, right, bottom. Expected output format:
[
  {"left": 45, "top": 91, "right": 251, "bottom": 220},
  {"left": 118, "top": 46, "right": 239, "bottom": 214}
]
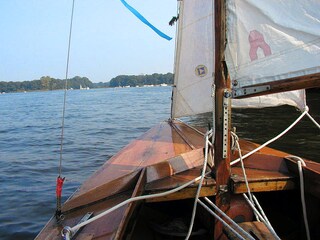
[{"left": 214, "top": 0, "right": 231, "bottom": 239}]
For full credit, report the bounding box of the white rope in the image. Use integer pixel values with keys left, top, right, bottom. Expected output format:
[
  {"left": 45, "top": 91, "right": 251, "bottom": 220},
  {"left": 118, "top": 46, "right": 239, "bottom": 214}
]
[
  {"left": 211, "top": 83, "right": 216, "bottom": 147},
  {"left": 62, "top": 173, "right": 209, "bottom": 239},
  {"left": 203, "top": 197, "right": 255, "bottom": 240},
  {"left": 297, "top": 161, "right": 311, "bottom": 240},
  {"left": 231, "top": 131, "right": 280, "bottom": 238},
  {"left": 231, "top": 106, "right": 309, "bottom": 166},
  {"left": 197, "top": 199, "right": 247, "bottom": 240},
  {"left": 231, "top": 132, "right": 255, "bottom": 209},
  {"left": 228, "top": 106, "right": 315, "bottom": 240},
  {"left": 306, "top": 112, "right": 320, "bottom": 130},
  {"left": 286, "top": 156, "right": 311, "bottom": 240},
  {"left": 185, "top": 131, "right": 212, "bottom": 239},
  {"left": 243, "top": 194, "right": 281, "bottom": 240},
  {"left": 251, "top": 194, "right": 273, "bottom": 229}
]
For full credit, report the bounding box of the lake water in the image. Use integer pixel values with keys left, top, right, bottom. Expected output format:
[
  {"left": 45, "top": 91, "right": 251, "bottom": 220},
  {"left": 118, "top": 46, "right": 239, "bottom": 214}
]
[{"left": 0, "top": 87, "right": 319, "bottom": 239}]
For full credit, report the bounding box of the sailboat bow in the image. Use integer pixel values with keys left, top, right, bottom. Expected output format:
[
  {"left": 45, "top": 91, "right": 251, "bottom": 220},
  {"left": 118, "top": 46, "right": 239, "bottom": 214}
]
[{"left": 37, "top": 0, "right": 320, "bottom": 239}]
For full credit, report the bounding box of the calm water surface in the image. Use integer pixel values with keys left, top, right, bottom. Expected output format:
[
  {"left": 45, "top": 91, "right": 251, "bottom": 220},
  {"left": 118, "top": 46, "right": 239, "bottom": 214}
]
[{"left": 0, "top": 87, "right": 319, "bottom": 239}]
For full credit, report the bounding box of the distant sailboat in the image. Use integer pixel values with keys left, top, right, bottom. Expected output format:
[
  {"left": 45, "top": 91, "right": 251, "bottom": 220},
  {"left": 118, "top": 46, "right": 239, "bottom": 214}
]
[{"left": 80, "top": 84, "right": 89, "bottom": 90}]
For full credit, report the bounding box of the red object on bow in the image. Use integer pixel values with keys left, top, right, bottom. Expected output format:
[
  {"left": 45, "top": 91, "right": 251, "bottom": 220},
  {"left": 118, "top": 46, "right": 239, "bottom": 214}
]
[{"left": 56, "top": 176, "right": 65, "bottom": 197}]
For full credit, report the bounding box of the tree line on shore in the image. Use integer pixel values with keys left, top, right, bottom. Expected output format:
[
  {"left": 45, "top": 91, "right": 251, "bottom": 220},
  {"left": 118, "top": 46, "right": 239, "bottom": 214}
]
[
  {"left": 0, "top": 73, "right": 173, "bottom": 93},
  {"left": 109, "top": 73, "right": 173, "bottom": 87}
]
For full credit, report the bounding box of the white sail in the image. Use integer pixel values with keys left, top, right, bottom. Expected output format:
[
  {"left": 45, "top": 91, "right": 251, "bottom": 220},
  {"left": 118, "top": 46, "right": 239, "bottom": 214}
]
[
  {"left": 172, "top": 0, "right": 215, "bottom": 118},
  {"left": 225, "top": 0, "right": 320, "bottom": 89},
  {"left": 232, "top": 91, "right": 306, "bottom": 111},
  {"left": 172, "top": 0, "right": 308, "bottom": 118}
]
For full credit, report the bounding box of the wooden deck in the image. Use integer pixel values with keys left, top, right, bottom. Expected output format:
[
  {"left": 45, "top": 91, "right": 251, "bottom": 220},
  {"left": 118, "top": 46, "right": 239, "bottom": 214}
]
[
  {"left": 231, "top": 167, "right": 295, "bottom": 193},
  {"left": 36, "top": 120, "right": 318, "bottom": 240},
  {"left": 36, "top": 120, "right": 205, "bottom": 240}
]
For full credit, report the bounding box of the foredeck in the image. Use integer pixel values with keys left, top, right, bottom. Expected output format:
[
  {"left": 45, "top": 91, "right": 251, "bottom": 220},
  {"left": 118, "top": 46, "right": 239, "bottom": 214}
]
[{"left": 36, "top": 120, "right": 303, "bottom": 240}]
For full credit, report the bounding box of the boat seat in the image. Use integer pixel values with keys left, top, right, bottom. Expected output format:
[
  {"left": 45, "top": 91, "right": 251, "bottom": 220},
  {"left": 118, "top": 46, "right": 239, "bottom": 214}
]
[
  {"left": 144, "top": 163, "right": 297, "bottom": 203},
  {"left": 145, "top": 166, "right": 216, "bottom": 202},
  {"left": 231, "top": 167, "right": 296, "bottom": 193}
]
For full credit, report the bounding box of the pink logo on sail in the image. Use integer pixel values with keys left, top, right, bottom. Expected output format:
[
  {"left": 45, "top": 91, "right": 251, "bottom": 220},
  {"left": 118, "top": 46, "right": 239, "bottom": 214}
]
[{"left": 249, "top": 30, "right": 271, "bottom": 61}]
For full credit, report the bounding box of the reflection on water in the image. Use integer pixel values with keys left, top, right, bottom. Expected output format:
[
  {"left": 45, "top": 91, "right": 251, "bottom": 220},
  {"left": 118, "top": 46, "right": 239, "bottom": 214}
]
[{"left": 185, "top": 91, "right": 320, "bottom": 162}]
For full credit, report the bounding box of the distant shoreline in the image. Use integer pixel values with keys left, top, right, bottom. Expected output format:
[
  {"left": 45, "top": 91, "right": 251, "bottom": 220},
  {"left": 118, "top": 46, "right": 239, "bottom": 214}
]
[{"left": 0, "top": 73, "right": 174, "bottom": 93}]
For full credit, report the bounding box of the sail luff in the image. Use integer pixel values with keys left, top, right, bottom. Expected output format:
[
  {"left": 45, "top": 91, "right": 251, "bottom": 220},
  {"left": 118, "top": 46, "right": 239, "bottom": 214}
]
[
  {"left": 213, "top": 0, "right": 231, "bottom": 239},
  {"left": 171, "top": 1, "right": 184, "bottom": 118}
]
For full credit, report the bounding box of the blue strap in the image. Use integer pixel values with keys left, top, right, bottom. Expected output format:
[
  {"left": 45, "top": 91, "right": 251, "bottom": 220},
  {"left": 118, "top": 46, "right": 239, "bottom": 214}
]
[{"left": 120, "top": 0, "right": 172, "bottom": 41}]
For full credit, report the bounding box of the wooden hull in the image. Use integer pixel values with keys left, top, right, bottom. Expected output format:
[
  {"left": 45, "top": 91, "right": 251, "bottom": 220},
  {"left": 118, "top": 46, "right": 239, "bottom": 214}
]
[{"left": 36, "top": 120, "right": 320, "bottom": 239}]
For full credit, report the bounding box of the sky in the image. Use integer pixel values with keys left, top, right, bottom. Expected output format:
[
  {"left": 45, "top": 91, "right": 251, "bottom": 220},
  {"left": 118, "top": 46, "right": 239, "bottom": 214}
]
[{"left": 0, "top": 0, "right": 178, "bottom": 83}]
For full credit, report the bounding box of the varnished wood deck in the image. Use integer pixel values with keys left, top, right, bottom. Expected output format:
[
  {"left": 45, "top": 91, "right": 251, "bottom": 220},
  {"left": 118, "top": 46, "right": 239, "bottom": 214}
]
[
  {"left": 231, "top": 167, "right": 295, "bottom": 193},
  {"left": 36, "top": 120, "right": 319, "bottom": 240},
  {"left": 145, "top": 166, "right": 216, "bottom": 202},
  {"left": 36, "top": 120, "right": 205, "bottom": 240}
]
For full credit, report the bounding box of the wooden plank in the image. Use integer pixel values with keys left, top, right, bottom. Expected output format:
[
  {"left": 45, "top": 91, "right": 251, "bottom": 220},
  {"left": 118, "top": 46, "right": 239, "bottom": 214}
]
[
  {"left": 231, "top": 167, "right": 296, "bottom": 193},
  {"left": 225, "top": 221, "right": 278, "bottom": 240},
  {"left": 69, "top": 193, "right": 132, "bottom": 240},
  {"left": 36, "top": 192, "right": 133, "bottom": 240},
  {"left": 145, "top": 167, "right": 216, "bottom": 202},
  {"left": 114, "top": 168, "right": 146, "bottom": 240},
  {"left": 62, "top": 121, "right": 204, "bottom": 210},
  {"left": 146, "top": 185, "right": 215, "bottom": 203},
  {"left": 170, "top": 121, "right": 205, "bottom": 149},
  {"left": 62, "top": 170, "right": 140, "bottom": 212},
  {"left": 146, "top": 148, "right": 204, "bottom": 183},
  {"left": 232, "top": 151, "right": 289, "bottom": 173}
]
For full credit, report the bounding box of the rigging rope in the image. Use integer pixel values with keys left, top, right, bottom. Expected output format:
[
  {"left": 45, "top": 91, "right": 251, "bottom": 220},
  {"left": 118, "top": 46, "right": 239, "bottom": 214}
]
[
  {"left": 202, "top": 197, "right": 255, "bottom": 240},
  {"left": 56, "top": 0, "right": 76, "bottom": 220},
  {"left": 231, "top": 131, "right": 280, "bottom": 238},
  {"left": 230, "top": 106, "right": 309, "bottom": 166},
  {"left": 285, "top": 156, "right": 311, "bottom": 240},
  {"left": 306, "top": 112, "right": 320, "bottom": 129},
  {"left": 229, "top": 106, "right": 320, "bottom": 240},
  {"left": 242, "top": 194, "right": 280, "bottom": 239},
  {"left": 62, "top": 173, "right": 208, "bottom": 239},
  {"left": 231, "top": 132, "right": 259, "bottom": 220},
  {"left": 173, "top": 107, "right": 318, "bottom": 240},
  {"left": 185, "top": 130, "right": 212, "bottom": 239},
  {"left": 197, "top": 200, "right": 246, "bottom": 240}
]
